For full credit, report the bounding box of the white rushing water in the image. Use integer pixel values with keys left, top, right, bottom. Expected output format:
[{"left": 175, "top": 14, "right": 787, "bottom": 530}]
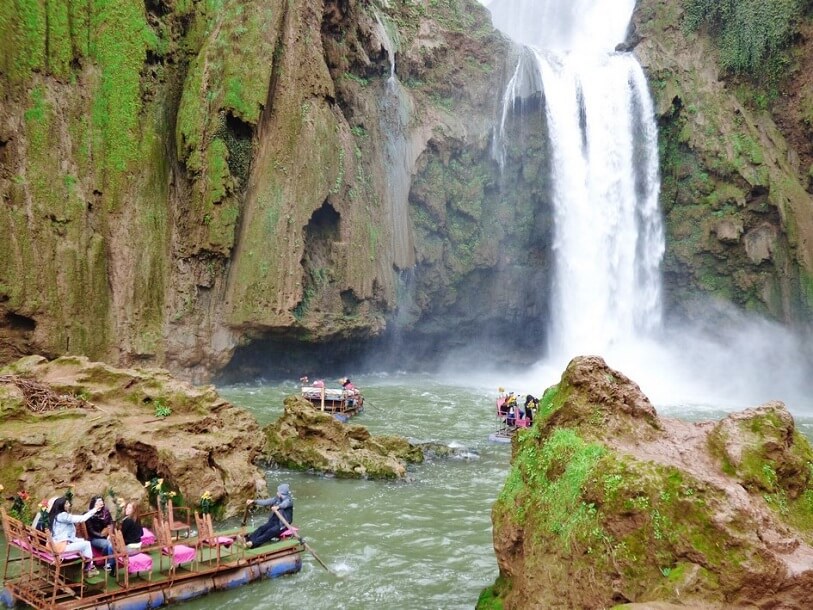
[
  {"left": 486, "top": 0, "right": 813, "bottom": 412},
  {"left": 492, "top": 0, "right": 664, "bottom": 369}
]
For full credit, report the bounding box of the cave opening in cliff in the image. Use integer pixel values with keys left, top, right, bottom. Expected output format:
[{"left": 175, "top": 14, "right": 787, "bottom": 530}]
[{"left": 5, "top": 312, "right": 36, "bottom": 331}]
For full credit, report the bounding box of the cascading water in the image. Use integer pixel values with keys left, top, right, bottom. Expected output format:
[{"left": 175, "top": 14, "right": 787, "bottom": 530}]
[
  {"left": 491, "top": 0, "right": 664, "bottom": 368},
  {"left": 484, "top": 0, "right": 813, "bottom": 411}
]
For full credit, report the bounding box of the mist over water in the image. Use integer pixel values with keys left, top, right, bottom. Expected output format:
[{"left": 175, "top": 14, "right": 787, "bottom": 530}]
[{"left": 482, "top": 0, "right": 813, "bottom": 415}]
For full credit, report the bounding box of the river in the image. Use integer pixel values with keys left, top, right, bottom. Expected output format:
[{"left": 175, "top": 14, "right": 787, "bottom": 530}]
[{"left": 202, "top": 373, "right": 510, "bottom": 610}]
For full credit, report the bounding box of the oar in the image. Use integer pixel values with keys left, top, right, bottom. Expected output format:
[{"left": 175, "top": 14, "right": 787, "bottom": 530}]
[
  {"left": 271, "top": 506, "right": 336, "bottom": 576},
  {"left": 240, "top": 504, "right": 251, "bottom": 527}
]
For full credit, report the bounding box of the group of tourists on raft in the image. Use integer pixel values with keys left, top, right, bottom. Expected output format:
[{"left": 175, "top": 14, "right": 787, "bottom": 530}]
[
  {"left": 300, "top": 375, "right": 362, "bottom": 407},
  {"left": 20, "top": 482, "right": 295, "bottom": 578},
  {"left": 28, "top": 493, "right": 145, "bottom": 578},
  {"left": 497, "top": 388, "right": 539, "bottom": 428}
]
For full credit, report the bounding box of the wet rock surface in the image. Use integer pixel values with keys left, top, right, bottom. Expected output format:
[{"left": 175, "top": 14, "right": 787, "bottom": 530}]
[{"left": 262, "top": 395, "right": 424, "bottom": 479}]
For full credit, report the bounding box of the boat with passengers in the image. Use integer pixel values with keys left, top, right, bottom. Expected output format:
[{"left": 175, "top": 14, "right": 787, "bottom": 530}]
[
  {"left": 300, "top": 377, "right": 364, "bottom": 421},
  {"left": 488, "top": 391, "right": 534, "bottom": 443},
  {"left": 0, "top": 504, "right": 304, "bottom": 610}
]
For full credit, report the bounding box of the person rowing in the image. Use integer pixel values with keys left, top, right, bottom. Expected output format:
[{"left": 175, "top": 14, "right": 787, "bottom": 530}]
[{"left": 237, "top": 483, "right": 294, "bottom": 549}]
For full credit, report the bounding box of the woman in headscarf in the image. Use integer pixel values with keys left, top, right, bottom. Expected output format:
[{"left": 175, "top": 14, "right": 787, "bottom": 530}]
[
  {"left": 238, "top": 483, "right": 294, "bottom": 549},
  {"left": 87, "top": 496, "right": 116, "bottom": 573}
]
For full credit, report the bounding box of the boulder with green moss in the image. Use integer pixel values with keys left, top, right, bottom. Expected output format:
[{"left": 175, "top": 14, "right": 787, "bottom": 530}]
[
  {"left": 263, "top": 395, "right": 423, "bottom": 479},
  {"left": 0, "top": 355, "right": 269, "bottom": 519},
  {"left": 480, "top": 355, "right": 813, "bottom": 609}
]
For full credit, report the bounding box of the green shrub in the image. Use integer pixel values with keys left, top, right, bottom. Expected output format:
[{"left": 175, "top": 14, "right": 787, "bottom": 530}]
[{"left": 683, "top": 0, "right": 805, "bottom": 78}]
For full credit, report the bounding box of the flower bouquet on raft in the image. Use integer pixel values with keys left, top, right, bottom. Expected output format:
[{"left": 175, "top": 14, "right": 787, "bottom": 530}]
[
  {"left": 145, "top": 477, "right": 177, "bottom": 510},
  {"left": 198, "top": 491, "right": 214, "bottom": 515},
  {"left": 36, "top": 498, "right": 49, "bottom": 531},
  {"left": 8, "top": 489, "right": 31, "bottom": 522}
]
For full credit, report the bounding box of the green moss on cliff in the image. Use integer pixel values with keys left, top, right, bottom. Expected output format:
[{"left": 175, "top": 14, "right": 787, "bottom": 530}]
[
  {"left": 174, "top": 0, "right": 280, "bottom": 255},
  {"left": 707, "top": 407, "right": 813, "bottom": 539},
  {"left": 494, "top": 415, "right": 744, "bottom": 605},
  {"left": 90, "top": 0, "right": 152, "bottom": 205},
  {"left": 684, "top": 0, "right": 806, "bottom": 83}
]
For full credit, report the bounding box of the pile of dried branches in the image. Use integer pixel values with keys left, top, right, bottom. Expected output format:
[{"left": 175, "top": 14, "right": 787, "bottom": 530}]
[{"left": 0, "top": 375, "right": 91, "bottom": 413}]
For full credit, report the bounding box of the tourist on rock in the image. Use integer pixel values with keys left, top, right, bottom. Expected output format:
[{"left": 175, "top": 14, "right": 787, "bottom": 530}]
[
  {"left": 238, "top": 483, "right": 294, "bottom": 549},
  {"left": 87, "top": 496, "right": 116, "bottom": 573},
  {"left": 48, "top": 496, "right": 101, "bottom": 577}
]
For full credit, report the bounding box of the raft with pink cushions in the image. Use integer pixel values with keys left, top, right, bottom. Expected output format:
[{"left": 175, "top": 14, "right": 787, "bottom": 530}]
[{"left": 1, "top": 507, "right": 304, "bottom": 610}]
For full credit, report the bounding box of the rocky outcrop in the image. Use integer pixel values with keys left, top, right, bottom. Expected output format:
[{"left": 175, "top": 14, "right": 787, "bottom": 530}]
[
  {"left": 480, "top": 355, "right": 813, "bottom": 609},
  {"left": 262, "top": 395, "right": 423, "bottom": 478},
  {"left": 632, "top": 1, "right": 813, "bottom": 323},
  {"left": 0, "top": 355, "right": 268, "bottom": 518}
]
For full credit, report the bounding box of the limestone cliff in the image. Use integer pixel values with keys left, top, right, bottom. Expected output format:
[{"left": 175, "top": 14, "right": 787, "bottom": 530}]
[
  {"left": 479, "top": 356, "right": 813, "bottom": 609},
  {"left": 633, "top": 0, "right": 813, "bottom": 323},
  {"left": 1, "top": 0, "right": 541, "bottom": 380}
]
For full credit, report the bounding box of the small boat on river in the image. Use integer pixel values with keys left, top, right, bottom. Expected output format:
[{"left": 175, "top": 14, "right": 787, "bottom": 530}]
[
  {"left": 488, "top": 393, "right": 532, "bottom": 443},
  {"left": 0, "top": 507, "right": 303, "bottom": 610},
  {"left": 301, "top": 379, "right": 364, "bottom": 421}
]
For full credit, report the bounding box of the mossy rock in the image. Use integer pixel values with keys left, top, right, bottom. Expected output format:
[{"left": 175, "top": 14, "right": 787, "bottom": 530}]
[
  {"left": 263, "top": 395, "right": 424, "bottom": 478},
  {"left": 485, "top": 356, "right": 813, "bottom": 609}
]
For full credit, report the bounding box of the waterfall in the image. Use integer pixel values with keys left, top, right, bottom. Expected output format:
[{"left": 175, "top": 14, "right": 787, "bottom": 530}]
[
  {"left": 490, "top": 0, "right": 664, "bottom": 367},
  {"left": 479, "top": 1, "right": 813, "bottom": 412},
  {"left": 374, "top": 10, "right": 415, "bottom": 270}
]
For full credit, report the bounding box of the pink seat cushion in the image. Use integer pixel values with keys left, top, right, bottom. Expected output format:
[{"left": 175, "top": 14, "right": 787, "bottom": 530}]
[
  {"left": 121, "top": 552, "right": 153, "bottom": 573},
  {"left": 11, "top": 538, "right": 31, "bottom": 551},
  {"left": 32, "top": 548, "right": 81, "bottom": 563},
  {"left": 280, "top": 527, "right": 299, "bottom": 539},
  {"left": 165, "top": 544, "right": 196, "bottom": 564},
  {"left": 202, "top": 535, "right": 233, "bottom": 548},
  {"left": 140, "top": 528, "right": 156, "bottom": 546}
]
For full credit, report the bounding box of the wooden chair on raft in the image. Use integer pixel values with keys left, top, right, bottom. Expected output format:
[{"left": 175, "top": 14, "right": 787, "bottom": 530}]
[
  {"left": 163, "top": 500, "right": 192, "bottom": 540},
  {"left": 153, "top": 516, "right": 196, "bottom": 576},
  {"left": 29, "top": 520, "right": 88, "bottom": 604},
  {"left": 110, "top": 530, "right": 153, "bottom": 589},
  {"left": 194, "top": 512, "right": 237, "bottom": 567},
  {"left": 0, "top": 507, "right": 38, "bottom": 583}
]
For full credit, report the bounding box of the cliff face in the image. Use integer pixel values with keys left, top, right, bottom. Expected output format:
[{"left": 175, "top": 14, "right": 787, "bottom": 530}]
[
  {"left": 1, "top": 0, "right": 542, "bottom": 380},
  {"left": 633, "top": 0, "right": 813, "bottom": 323}
]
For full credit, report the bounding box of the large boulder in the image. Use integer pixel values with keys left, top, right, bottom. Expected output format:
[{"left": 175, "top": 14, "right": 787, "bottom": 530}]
[
  {"left": 263, "top": 395, "right": 423, "bottom": 479},
  {"left": 479, "top": 355, "right": 813, "bottom": 609},
  {"left": 0, "top": 355, "right": 268, "bottom": 518}
]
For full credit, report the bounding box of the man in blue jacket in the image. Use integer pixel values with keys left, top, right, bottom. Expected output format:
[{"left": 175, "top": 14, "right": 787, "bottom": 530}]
[{"left": 238, "top": 483, "right": 294, "bottom": 549}]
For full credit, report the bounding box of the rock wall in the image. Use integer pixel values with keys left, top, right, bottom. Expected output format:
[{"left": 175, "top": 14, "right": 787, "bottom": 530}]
[
  {"left": 0, "top": 355, "right": 268, "bottom": 518},
  {"left": 1, "top": 0, "right": 554, "bottom": 380},
  {"left": 633, "top": 0, "right": 813, "bottom": 323}
]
